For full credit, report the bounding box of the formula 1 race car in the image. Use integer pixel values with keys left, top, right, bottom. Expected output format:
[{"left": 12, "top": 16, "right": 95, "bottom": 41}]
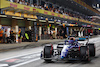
[{"left": 40, "top": 39, "right": 95, "bottom": 62}]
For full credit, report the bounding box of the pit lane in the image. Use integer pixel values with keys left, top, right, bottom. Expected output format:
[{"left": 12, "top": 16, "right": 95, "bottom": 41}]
[{"left": 0, "top": 37, "right": 100, "bottom": 67}]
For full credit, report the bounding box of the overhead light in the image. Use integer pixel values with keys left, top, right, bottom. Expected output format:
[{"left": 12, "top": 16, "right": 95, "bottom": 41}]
[
  {"left": 12, "top": 16, "right": 24, "bottom": 19},
  {"left": 56, "top": 22, "right": 61, "bottom": 24},
  {"left": 65, "top": 21, "right": 67, "bottom": 23},
  {"left": 39, "top": 20, "right": 46, "bottom": 22},
  {"left": 0, "top": 15, "right": 7, "bottom": 17},
  {"left": 97, "top": 4, "right": 99, "bottom": 8},
  {"left": 48, "top": 21, "right": 54, "bottom": 23},
  {"left": 27, "top": 18, "right": 36, "bottom": 21},
  {"left": 92, "top": 5, "right": 96, "bottom": 8}
]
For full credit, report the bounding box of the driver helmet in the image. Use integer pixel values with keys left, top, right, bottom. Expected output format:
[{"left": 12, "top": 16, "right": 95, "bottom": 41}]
[
  {"left": 69, "top": 37, "right": 75, "bottom": 44},
  {"left": 69, "top": 37, "right": 75, "bottom": 40}
]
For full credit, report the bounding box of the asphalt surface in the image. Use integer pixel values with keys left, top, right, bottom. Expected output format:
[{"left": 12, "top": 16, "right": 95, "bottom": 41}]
[
  {"left": 0, "top": 39, "right": 65, "bottom": 52},
  {"left": 18, "top": 43, "right": 100, "bottom": 67},
  {"left": 18, "top": 37, "right": 100, "bottom": 67},
  {"left": 0, "top": 36, "right": 100, "bottom": 67}
]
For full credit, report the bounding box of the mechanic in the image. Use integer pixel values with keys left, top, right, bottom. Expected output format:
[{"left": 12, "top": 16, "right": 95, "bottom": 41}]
[{"left": 61, "top": 37, "right": 78, "bottom": 59}]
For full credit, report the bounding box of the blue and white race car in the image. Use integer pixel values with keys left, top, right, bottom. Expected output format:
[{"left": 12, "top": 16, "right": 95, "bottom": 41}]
[{"left": 40, "top": 37, "right": 95, "bottom": 62}]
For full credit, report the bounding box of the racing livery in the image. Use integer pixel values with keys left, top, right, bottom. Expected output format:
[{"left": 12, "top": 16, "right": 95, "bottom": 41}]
[{"left": 40, "top": 38, "right": 95, "bottom": 62}]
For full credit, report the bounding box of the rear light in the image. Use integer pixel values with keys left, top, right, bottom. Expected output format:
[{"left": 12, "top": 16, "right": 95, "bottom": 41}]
[
  {"left": 50, "top": 44, "right": 53, "bottom": 54},
  {"left": 79, "top": 46, "right": 80, "bottom": 51},
  {"left": 51, "top": 44, "right": 53, "bottom": 50}
]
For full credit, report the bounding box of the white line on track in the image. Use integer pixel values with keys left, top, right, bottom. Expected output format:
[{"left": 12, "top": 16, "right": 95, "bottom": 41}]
[
  {"left": 10, "top": 58, "right": 40, "bottom": 67},
  {"left": 94, "top": 41, "right": 100, "bottom": 43},
  {"left": 0, "top": 37, "right": 100, "bottom": 67},
  {"left": 0, "top": 52, "right": 41, "bottom": 61},
  {"left": 0, "top": 64, "right": 9, "bottom": 67}
]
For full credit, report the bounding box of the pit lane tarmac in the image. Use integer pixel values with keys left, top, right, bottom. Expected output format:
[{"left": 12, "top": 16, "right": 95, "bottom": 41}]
[
  {"left": 0, "top": 52, "right": 40, "bottom": 67},
  {"left": 0, "top": 37, "right": 100, "bottom": 67}
]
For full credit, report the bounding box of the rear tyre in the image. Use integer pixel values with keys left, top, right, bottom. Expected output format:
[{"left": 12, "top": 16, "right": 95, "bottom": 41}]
[
  {"left": 87, "top": 43, "right": 95, "bottom": 57},
  {"left": 80, "top": 46, "right": 90, "bottom": 61}
]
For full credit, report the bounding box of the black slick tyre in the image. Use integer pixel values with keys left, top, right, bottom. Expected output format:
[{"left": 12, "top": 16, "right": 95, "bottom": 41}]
[
  {"left": 80, "top": 46, "right": 90, "bottom": 61},
  {"left": 87, "top": 43, "right": 95, "bottom": 57}
]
